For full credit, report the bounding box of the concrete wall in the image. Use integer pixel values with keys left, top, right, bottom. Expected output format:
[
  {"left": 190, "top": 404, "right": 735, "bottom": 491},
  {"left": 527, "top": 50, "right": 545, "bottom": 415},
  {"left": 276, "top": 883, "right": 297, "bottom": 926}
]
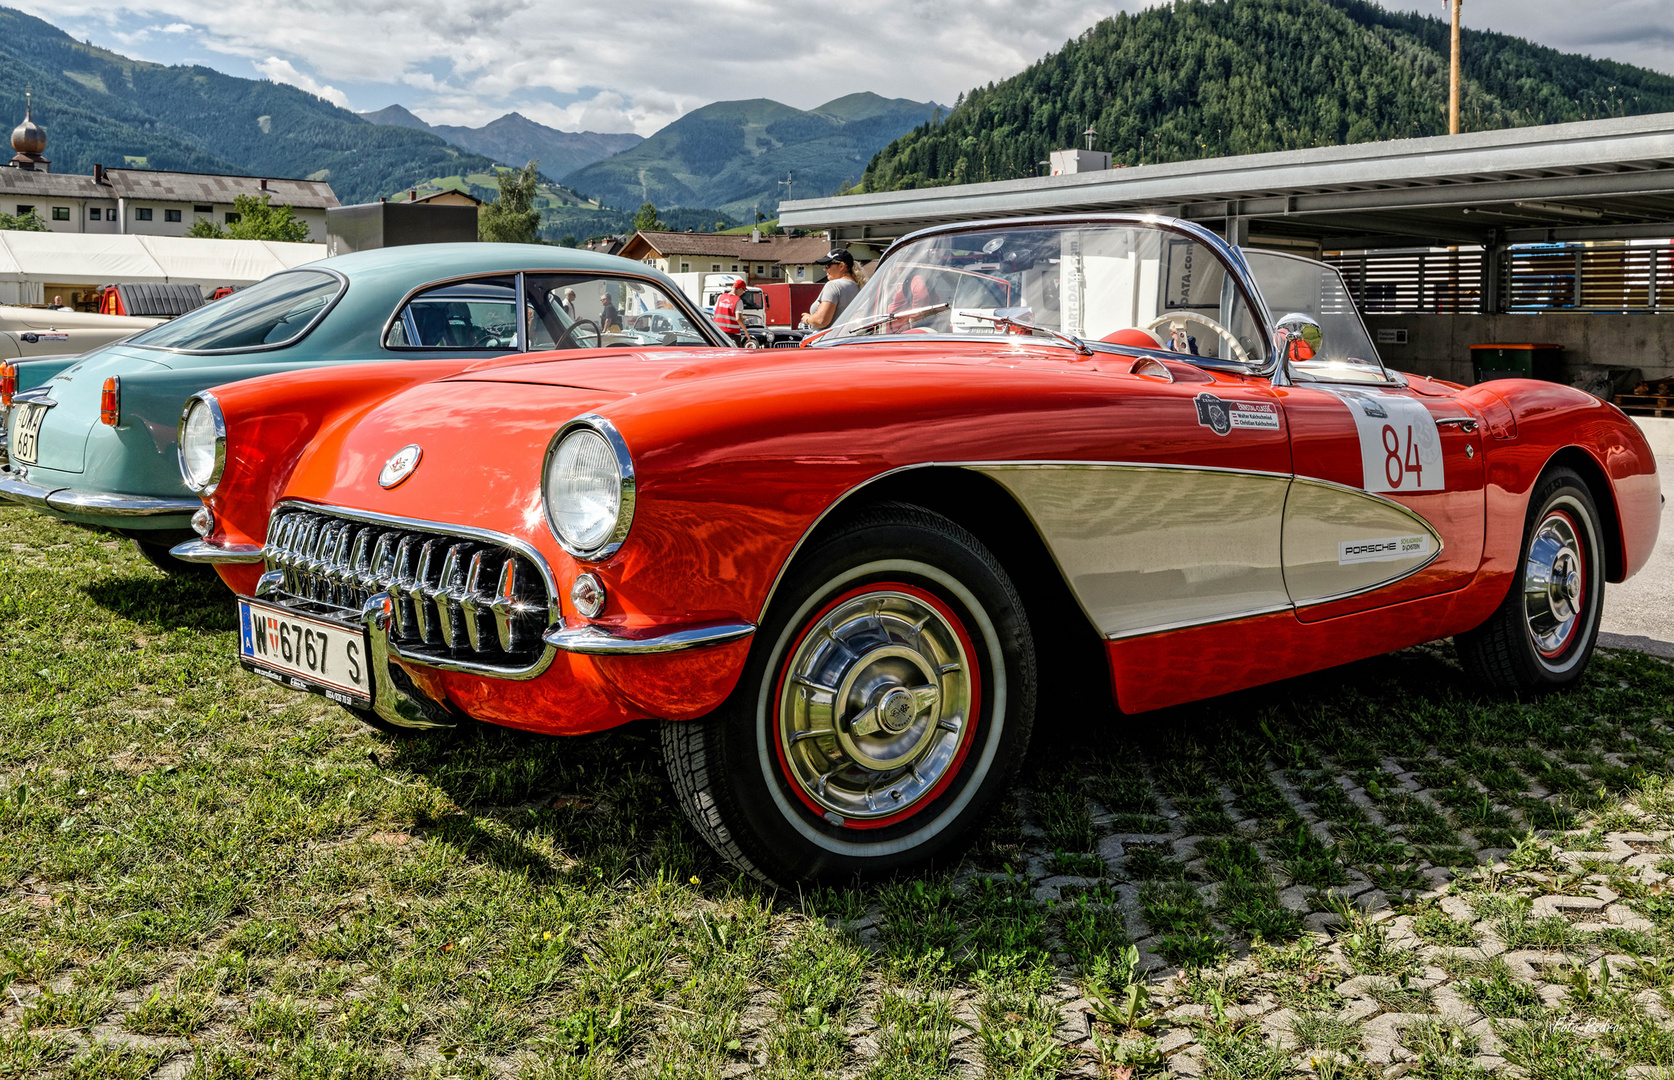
[{"left": 1364, "top": 312, "right": 1674, "bottom": 384}]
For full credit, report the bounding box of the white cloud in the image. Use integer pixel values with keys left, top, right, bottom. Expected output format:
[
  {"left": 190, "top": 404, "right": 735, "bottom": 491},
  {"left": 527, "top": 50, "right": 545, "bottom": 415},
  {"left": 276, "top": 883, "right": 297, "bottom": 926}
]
[
  {"left": 14, "top": 0, "right": 1673, "bottom": 139},
  {"left": 253, "top": 56, "right": 352, "bottom": 109}
]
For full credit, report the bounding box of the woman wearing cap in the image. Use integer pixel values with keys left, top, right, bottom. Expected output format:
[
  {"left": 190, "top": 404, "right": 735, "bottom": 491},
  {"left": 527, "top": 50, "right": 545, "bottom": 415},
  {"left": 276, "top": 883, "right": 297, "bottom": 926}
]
[{"left": 799, "top": 249, "right": 859, "bottom": 331}]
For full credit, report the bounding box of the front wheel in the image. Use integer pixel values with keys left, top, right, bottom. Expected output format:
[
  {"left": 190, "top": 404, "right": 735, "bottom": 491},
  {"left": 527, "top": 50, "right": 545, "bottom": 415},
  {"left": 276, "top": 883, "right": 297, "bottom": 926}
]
[
  {"left": 1456, "top": 466, "right": 1606, "bottom": 694},
  {"left": 133, "top": 539, "right": 218, "bottom": 579},
  {"left": 662, "top": 503, "right": 1036, "bottom": 885}
]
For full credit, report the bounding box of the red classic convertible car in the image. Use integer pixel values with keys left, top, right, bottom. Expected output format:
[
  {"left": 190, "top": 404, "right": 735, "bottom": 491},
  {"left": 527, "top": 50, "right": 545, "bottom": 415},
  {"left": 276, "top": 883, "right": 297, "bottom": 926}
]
[{"left": 179, "top": 215, "right": 1660, "bottom": 885}]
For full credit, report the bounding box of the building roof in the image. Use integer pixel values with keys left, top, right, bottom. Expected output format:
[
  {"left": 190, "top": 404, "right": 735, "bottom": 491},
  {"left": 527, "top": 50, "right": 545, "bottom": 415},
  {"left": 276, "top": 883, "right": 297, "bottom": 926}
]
[
  {"left": 104, "top": 169, "right": 339, "bottom": 209},
  {"left": 779, "top": 111, "right": 1674, "bottom": 251},
  {"left": 0, "top": 166, "right": 339, "bottom": 209},
  {"left": 411, "top": 188, "right": 484, "bottom": 206},
  {"left": 620, "top": 230, "right": 836, "bottom": 265},
  {"left": 0, "top": 169, "right": 104, "bottom": 200}
]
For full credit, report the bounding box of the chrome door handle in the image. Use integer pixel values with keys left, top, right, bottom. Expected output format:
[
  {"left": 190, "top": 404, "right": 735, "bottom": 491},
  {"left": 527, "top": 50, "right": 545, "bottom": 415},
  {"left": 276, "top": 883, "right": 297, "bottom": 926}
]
[{"left": 1436, "top": 417, "right": 1478, "bottom": 432}]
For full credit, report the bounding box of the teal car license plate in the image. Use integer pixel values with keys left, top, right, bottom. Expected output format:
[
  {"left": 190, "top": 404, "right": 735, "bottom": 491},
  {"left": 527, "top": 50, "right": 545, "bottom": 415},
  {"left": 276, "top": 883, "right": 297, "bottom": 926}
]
[
  {"left": 10, "top": 402, "right": 46, "bottom": 465},
  {"left": 238, "top": 598, "right": 371, "bottom": 707}
]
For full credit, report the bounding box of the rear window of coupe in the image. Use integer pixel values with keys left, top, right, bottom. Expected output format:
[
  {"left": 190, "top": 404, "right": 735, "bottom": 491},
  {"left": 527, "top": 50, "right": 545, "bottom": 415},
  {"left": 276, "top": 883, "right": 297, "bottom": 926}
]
[{"left": 128, "top": 270, "right": 343, "bottom": 353}]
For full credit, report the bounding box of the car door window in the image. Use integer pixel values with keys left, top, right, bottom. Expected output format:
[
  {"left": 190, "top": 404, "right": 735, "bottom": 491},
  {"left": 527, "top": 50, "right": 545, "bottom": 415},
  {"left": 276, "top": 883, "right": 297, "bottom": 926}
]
[
  {"left": 385, "top": 277, "right": 519, "bottom": 349},
  {"left": 523, "top": 275, "right": 717, "bottom": 348}
]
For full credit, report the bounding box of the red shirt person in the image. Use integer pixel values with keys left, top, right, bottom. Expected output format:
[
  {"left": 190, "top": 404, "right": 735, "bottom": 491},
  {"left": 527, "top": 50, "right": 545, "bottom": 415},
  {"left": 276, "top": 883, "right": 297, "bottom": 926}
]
[{"left": 712, "top": 278, "right": 748, "bottom": 343}]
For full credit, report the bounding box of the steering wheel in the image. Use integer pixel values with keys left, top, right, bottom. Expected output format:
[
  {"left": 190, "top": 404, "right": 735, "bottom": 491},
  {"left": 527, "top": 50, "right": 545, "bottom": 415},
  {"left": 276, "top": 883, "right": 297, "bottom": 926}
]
[
  {"left": 553, "top": 318, "right": 601, "bottom": 350},
  {"left": 1139, "top": 311, "right": 1252, "bottom": 366}
]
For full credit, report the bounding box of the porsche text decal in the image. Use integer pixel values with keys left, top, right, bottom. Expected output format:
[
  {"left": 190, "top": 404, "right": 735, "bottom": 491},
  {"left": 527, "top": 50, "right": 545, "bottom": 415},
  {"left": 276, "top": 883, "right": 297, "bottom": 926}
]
[
  {"left": 1194, "top": 393, "right": 1281, "bottom": 436},
  {"left": 1330, "top": 390, "right": 1445, "bottom": 493},
  {"left": 1339, "top": 534, "right": 1432, "bottom": 565}
]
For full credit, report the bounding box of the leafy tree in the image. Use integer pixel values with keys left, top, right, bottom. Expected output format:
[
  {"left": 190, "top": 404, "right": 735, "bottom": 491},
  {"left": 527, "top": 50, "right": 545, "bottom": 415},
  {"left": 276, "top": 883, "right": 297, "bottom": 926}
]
[
  {"left": 479, "top": 162, "right": 542, "bottom": 244},
  {"left": 560, "top": 234, "right": 578, "bottom": 248},
  {"left": 186, "top": 194, "right": 311, "bottom": 241},
  {"left": 0, "top": 210, "right": 48, "bottom": 232},
  {"left": 632, "top": 201, "right": 665, "bottom": 232}
]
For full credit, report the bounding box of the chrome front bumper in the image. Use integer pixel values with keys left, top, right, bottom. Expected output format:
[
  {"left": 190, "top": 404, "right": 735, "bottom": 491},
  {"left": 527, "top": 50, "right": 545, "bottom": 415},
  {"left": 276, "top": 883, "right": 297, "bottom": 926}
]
[
  {"left": 0, "top": 474, "right": 201, "bottom": 518},
  {"left": 170, "top": 538, "right": 265, "bottom": 564}
]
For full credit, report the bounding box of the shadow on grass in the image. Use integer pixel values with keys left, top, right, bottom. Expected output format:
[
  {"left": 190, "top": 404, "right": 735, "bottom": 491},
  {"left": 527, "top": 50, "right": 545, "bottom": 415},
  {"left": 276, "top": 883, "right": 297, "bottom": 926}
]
[{"left": 82, "top": 572, "right": 237, "bottom": 634}]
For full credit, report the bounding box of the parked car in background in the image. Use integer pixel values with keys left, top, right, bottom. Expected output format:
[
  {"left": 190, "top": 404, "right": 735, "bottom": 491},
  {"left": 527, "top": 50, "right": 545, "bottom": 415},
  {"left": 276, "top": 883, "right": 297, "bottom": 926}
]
[
  {"left": 95, "top": 282, "right": 208, "bottom": 318},
  {"left": 182, "top": 214, "right": 1659, "bottom": 885},
  {"left": 0, "top": 304, "right": 160, "bottom": 360},
  {"left": 1, "top": 243, "right": 723, "bottom": 573}
]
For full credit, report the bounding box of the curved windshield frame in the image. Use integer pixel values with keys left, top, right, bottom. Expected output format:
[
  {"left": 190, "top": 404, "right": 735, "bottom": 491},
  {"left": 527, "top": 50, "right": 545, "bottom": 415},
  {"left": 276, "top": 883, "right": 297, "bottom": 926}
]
[
  {"left": 1240, "top": 249, "right": 1393, "bottom": 385},
  {"left": 127, "top": 269, "right": 344, "bottom": 355},
  {"left": 814, "top": 218, "right": 1270, "bottom": 370}
]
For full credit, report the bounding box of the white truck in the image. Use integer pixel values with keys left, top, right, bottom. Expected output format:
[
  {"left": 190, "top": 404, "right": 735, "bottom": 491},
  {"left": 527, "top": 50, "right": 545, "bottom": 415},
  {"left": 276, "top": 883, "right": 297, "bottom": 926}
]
[{"left": 667, "top": 272, "right": 766, "bottom": 334}]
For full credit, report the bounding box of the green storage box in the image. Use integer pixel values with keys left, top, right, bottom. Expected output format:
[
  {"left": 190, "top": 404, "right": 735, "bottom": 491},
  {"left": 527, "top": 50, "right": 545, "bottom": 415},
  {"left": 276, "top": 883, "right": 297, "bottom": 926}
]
[{"left": 1471, "top": 343, "right": 1563, "bottom": 384}]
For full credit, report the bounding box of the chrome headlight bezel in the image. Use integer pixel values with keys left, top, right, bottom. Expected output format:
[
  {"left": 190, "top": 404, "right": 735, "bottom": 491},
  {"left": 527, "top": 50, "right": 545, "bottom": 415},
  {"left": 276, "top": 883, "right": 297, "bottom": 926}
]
[
  {"left": 541, "top": 414, "right": 636, "bottom": 560},
  {"left": 177, "top": 392, "right": 227, "bottom": 495}
]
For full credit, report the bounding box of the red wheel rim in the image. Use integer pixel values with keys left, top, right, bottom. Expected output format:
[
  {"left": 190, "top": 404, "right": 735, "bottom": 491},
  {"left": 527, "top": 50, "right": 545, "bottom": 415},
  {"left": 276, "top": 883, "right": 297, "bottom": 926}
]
[{"left": 771, "top": 581, "right": 981, "bottom": 830}]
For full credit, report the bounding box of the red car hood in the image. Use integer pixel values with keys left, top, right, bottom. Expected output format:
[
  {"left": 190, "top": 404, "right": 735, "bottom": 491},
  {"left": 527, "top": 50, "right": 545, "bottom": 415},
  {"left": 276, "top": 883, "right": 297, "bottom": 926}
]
[{"left": 447, "top": 340, "right": 1064, "bottom": 394}]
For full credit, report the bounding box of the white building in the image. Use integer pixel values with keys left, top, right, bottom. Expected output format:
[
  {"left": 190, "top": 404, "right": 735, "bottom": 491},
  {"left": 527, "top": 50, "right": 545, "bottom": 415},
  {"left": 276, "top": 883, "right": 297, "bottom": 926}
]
[{"left": 3, "top": 97, "right": 337, "bottom": 243}]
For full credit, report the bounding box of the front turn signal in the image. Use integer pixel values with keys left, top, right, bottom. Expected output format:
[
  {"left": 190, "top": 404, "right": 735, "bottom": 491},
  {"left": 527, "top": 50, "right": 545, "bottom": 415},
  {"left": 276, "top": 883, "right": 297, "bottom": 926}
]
[
  {"left": 0, "top": 362, "right": 15, "bottom": 407},
  {"left": 99, "top": 376, "right": 120, "bottom": 426}
]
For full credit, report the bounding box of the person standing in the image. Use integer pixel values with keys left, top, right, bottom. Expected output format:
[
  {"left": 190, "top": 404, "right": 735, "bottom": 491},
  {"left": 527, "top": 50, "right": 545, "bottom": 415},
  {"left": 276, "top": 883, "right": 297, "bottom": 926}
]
[
  {"left": 712, "top": 277, "right": 750, "bottom": 345},
  {"left": 598, "top": 290, "right": 621, "bottom": 332},
  {"left": 799, "top": 249, "right": 859, "bottom": 331}
]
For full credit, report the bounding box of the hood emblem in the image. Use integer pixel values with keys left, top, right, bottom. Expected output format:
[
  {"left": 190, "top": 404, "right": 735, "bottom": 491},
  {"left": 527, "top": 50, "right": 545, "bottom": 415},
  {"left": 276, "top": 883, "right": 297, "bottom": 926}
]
[{"left": 378, "top": 444, "right": 423, "bottom": 489}]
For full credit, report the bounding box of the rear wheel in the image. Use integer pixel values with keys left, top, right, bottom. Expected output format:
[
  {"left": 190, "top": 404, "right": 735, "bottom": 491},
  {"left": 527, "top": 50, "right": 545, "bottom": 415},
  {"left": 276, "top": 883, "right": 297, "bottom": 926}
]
[
  {"left": 662, "top": 503, "right": 1036, "bottom": 885},
  {"left": 1456, "top": 467, "right": 1605, "bottom": 694}
]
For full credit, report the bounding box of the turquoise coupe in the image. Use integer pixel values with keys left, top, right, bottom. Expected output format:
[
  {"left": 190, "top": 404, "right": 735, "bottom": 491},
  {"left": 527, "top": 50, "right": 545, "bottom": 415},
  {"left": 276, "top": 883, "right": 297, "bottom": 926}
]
[{"left": 0, "top": 242, "right": 724, "bottom": 572}]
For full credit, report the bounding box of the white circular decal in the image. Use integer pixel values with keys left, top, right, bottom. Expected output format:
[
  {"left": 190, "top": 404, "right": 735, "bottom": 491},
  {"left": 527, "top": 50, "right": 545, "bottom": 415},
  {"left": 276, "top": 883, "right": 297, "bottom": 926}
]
[{"left": 378, "top": 444, "right": 423, "bottom": 489}]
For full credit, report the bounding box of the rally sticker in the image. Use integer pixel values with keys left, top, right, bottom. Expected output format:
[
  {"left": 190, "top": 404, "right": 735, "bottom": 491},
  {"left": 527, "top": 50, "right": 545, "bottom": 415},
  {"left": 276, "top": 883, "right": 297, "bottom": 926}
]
[
  {"left": 1194, "top": 393, "right": 1281, "bottom": 436},
  {"left": 1330, "top": 390, "right": 1445, "bottom": 493},
  {"left": 1339, "top": 534, "right": 1432, "bottom": 565}
]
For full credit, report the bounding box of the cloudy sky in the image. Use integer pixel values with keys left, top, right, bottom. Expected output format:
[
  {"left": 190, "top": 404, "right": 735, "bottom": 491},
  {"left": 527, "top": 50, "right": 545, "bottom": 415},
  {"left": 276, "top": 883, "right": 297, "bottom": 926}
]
[{"left": 14, "top": 0, "right": 1674, "bottom": 136}]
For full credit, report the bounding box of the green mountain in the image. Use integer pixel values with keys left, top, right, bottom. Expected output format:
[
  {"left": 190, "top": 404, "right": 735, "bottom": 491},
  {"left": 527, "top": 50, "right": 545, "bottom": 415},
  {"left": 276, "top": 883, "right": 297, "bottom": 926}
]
[
  {"left": 861, "top": 0, "right": 1674, "bottom": 191},
  {"left": 563, "top": 93, "right": 944, "bottom": 216},
  {"left": 0, "top": 5, "right": 505, "bottom": 204},
  {"left": 360, "top": 105, "right": 642, "bottom": 180}
]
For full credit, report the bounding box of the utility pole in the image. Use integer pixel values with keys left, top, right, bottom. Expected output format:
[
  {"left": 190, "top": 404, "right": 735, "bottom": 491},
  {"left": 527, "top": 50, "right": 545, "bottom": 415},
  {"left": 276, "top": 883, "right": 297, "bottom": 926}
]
[
  {"left": 1449, "top": 0, "right": 1462, "bottom": 135},
  {"left": 778, "top": 172, "right": 793, "bottom": 205}
]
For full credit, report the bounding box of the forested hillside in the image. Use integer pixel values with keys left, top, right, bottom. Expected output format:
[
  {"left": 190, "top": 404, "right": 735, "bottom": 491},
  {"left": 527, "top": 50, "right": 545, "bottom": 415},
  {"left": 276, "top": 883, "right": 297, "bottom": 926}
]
[
  {"left": 0, "top": 5, "right": 501, "bottom": 203},
  {"left": 862, "top": 0, "right": 1674, "bottom": 191},
  {"left": 565, "top": 93, "right": 943, "bottom": 216}
]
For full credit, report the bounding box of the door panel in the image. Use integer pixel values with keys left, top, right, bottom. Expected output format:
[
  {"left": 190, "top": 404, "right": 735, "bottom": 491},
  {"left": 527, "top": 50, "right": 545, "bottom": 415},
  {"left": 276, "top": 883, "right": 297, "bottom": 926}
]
[
  {"left": 1282, "top": 384, "right": 1486, "bottom": 621},
  {"left": 975, "top": 463, "right": 1291, "bottom": 639}
]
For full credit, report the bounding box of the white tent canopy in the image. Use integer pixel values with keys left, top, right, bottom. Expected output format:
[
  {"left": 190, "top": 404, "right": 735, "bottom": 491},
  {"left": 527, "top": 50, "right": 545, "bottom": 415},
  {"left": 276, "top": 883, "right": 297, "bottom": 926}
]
[{"left": 0, "top": 232, "right": 324, "bottom": 305}]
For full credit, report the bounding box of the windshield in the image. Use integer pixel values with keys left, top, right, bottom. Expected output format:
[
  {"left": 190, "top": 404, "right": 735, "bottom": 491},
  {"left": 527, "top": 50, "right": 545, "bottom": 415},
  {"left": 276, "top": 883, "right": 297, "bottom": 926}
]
[
  {"left": 128, "top": 270, "right": 341, "bottom": 353},
  {"left": 824, "top": 222, "right": 1268, "bottom": 366},
  {"left": 1241, "top": 250, "right": 1390, "bottom": 384}
]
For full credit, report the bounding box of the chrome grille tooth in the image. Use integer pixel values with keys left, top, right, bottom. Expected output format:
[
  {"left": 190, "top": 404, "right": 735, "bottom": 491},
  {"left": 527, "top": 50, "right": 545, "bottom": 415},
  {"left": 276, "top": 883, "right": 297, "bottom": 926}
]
[
  {"left": 391, "top": 536, "right": 419, "bottom": 640},
  {"left": 460, "top": 550, "right": 494, "bottom": 652},
  {"left": 434, "top": 543, "right": 471, "bottom": 649},
  {"left": 347, "top": 528, "right": 372, "bottom": 608},
  {"left": 412, "top": 539, "right": 439, "bottom": 644},
  {"left": 492, "top": 558, "right": 519, "bottom": 652}
]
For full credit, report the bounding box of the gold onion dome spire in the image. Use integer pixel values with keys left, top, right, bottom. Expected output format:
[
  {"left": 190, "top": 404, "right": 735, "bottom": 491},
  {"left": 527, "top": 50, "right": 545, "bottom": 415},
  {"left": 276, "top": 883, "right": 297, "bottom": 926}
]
[{"left": 10, "top": 86, "right": 48, "bottom": 168}]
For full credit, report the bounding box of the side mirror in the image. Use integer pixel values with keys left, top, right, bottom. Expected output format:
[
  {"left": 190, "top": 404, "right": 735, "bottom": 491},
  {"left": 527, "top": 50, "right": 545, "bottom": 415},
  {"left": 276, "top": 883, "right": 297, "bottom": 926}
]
[{"left": 1275, "top": 312, "right": 1322, "bottom": 363}]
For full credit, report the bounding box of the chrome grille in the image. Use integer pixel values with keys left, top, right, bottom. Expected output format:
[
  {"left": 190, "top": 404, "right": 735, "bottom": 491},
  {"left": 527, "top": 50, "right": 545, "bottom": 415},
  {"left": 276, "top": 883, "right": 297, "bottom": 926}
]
[{"left": 263, "top": 505, "right": 552, "bottom": 668}]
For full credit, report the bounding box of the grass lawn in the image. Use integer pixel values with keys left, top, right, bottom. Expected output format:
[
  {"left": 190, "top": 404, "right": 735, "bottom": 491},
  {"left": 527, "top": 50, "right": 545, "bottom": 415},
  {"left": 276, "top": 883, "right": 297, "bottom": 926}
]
[{"left": 2, "top": 504, "right": 1672, "bottom": 1079}]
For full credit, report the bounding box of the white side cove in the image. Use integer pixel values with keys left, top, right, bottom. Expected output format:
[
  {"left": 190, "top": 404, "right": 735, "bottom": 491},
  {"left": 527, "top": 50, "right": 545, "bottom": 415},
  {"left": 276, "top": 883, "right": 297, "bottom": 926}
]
[{"left": 971, "top": 463, "right": 1442, "bottom": 640}]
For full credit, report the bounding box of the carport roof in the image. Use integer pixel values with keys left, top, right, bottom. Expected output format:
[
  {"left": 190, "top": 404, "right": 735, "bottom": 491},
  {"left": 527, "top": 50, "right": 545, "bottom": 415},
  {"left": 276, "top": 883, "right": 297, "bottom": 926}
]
[{"left": 779, "top": 112, "right": 1674, "bottom": 250}]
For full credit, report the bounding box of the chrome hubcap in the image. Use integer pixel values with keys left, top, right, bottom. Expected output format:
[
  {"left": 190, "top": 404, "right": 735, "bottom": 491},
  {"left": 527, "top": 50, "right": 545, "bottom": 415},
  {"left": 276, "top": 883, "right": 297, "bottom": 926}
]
[
  {"left": 777, "top": 588, "right": 973, "bottom": 822},
  {"left": 1524, "top": 512, "right": 1585, "bottom": 656}
]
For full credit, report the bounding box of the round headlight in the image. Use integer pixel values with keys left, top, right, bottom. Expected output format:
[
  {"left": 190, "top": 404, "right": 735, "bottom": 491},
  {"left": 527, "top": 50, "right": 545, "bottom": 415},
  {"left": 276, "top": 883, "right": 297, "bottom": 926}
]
[
  {"left": 543, "top": 420, "right": 635, "bottom": 557},
  {"left": 178, "top": 394, "right": 226, "bottom": 493}
]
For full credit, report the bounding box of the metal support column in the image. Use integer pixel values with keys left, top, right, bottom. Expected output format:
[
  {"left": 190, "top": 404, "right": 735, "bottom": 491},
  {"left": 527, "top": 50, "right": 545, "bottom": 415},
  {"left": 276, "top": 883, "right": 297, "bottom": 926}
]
[
  {"left": 1482, "top": 233, "right": 1504, "bottom": 314},
  {"left": 1224, "top": 216, "right": 1250, "bottom": 246}
]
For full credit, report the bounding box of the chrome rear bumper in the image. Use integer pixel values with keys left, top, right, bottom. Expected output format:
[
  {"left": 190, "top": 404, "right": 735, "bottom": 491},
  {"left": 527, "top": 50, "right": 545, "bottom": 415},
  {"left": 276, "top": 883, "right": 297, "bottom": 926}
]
[{"left": 0, "top": 474, "right": 200, "bottom": 518}]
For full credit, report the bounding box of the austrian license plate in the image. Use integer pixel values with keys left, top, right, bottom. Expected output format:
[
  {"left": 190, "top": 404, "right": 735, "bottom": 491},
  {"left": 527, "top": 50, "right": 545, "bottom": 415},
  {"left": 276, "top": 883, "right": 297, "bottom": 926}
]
[
  {"left": 237, "top": 598, "right": 372, "bottom": 707},
  {"left": 10, "top": 403, "right": 46, "bottom": 466}
]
